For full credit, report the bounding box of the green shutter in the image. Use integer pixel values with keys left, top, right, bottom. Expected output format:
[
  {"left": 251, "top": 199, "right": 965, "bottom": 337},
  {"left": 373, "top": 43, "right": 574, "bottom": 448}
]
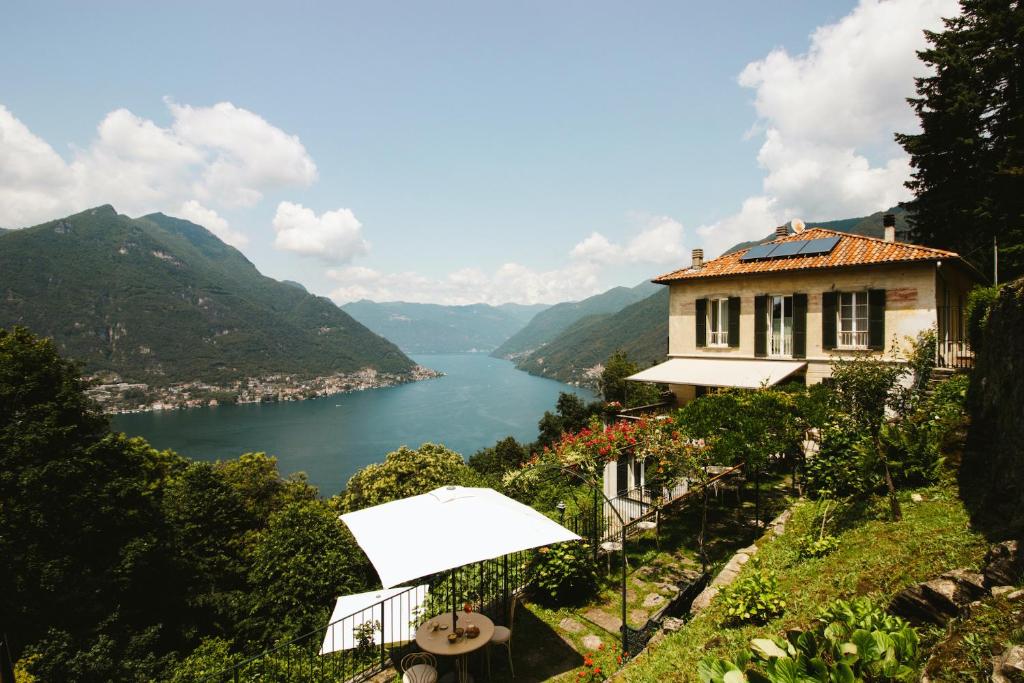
[
  {"left": 695, "top": 298, "right": 707, "bottom": 348},
  {"left": 793, "top": 293, "right": 808, "bottom": 358},
  {"left": 869, "top": 289, "right": 886, "bottom": 350},
  {"left": 754, "top": 295, "right": 767, "bottom": 357},
  {"left": 822, "top": 291, "right": 838, "bottom": 350},
  {"left": 727, "top": 296, "right": 740, "bottom": 348}
]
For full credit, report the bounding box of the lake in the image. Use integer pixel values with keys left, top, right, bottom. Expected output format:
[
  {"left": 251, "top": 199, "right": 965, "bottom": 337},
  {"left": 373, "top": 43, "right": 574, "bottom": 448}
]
[{"left": 113, "top": 354, "right": 596, "bottom": 495}]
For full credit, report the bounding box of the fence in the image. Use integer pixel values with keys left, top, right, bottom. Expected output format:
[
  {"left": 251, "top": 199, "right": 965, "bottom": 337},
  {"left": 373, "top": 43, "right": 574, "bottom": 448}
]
[
  {"left": 211, "top": 551, "right": 529, "bottom": 683},
  {"left": 935, "top": 338, "right": 973, "bottom": 369}
]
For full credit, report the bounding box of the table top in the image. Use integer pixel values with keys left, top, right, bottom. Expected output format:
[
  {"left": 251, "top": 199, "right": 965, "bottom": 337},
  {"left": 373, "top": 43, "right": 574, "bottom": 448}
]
[{"left": 415, "top": 611, "right": 495, "bottom": 657}]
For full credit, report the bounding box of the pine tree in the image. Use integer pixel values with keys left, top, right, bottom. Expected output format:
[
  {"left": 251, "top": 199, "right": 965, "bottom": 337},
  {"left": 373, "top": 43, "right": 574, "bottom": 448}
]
[{"left": 896, "top": 0, "right": 1024, "bottom": 281}]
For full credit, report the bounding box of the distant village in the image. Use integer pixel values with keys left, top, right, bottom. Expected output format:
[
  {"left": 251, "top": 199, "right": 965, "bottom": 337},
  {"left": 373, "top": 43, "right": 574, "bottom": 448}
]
[{"left": 86, "top": 365, "right": 443, "bottom": 414}]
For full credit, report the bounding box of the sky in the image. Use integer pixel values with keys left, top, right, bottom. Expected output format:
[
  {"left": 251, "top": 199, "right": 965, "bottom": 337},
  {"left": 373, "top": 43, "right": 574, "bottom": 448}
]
[{"left": 0, "top": 0, "right": 959, "bottom": 305}]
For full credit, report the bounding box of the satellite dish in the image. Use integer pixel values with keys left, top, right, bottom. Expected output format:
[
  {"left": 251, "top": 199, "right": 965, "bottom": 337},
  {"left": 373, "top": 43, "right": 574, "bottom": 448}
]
[{"left": 792, "top": 219, "right": 805, "bottom": 234}]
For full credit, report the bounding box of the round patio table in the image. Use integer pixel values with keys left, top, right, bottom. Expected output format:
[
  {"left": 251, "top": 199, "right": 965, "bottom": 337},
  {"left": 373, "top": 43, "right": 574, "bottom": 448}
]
[{"left": 415, "top": 611, "right": 494, "bottom": 683}]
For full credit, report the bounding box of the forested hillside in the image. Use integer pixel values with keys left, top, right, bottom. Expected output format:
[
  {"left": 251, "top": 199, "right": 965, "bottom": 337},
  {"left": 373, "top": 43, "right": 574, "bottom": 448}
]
[
  {"left": 515, "top": 288, "right": 668, "bottom": 385},
  {"left": 0, "top": 206, "right": 415, "bottom": 384},
  {"left": 341, "top": 300, "right": 547, "bottom": 354},
  {"left": 492, "top": 281, "right": 659, "bottom": 359}
]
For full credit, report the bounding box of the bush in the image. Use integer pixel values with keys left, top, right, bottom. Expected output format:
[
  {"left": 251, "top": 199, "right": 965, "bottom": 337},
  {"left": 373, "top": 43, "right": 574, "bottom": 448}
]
[
  {"left": 805, "top": 421, "right": 879, "bottom": 498},
  {"left": 720, "top": 564, "right": 787, "bottom": 625},
  {"left": 966, "top": 284, "right": 1000, "bottom": 351},
  {"left": 527, "top": 541, "right": 598, "bottom": 606},
  {"left": 699, "top": 597, "right": 921, "bottom": 682},
  {"left": 797, "top": 534, "right": 839, "bottom": 559}
]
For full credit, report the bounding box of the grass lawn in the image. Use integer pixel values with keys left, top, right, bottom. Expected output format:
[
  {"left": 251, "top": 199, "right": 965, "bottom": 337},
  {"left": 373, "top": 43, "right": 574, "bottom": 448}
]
[{"left": 616, "top": 478, "right": 988, "bottom": 681}]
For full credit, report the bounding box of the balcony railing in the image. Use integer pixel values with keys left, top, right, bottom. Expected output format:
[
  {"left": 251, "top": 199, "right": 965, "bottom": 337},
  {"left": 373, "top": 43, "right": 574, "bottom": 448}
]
[
  {"left": 211, "top": 552, "right": 528, "bottom": 682},
  {"left": 837, "top": 330, "right": 868, "bottom": 349},
  {"left": 935, "top": 338, "right": 973, "bottom": 369}
]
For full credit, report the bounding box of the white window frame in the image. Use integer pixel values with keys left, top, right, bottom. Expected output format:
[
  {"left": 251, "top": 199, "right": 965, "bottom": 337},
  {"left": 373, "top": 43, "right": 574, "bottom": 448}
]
[
  {"left": 707, "top": 298, "right": 729, "bottom": 346},
  {"left": 767, "top": 294, "right": 793, "bottom": 357},
  {"left": 837, "top": 291, "right": 870, "bottom": 349}
]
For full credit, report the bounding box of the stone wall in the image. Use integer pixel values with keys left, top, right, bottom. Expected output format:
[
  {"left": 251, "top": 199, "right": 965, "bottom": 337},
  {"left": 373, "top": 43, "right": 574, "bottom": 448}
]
[{"left": 963, "top": 277, "right": 1024, "bottom": 533}]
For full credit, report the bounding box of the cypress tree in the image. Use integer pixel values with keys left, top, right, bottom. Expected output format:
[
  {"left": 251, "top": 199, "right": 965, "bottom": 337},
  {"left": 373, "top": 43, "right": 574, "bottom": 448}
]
[{"left": 896, "top": 0, "right": 1024, "bottom": 281}]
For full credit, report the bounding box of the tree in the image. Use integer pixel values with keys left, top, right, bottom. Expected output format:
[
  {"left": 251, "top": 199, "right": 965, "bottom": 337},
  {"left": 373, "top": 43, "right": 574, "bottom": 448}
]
[
  {"left": 896, "top": 1, "right": 1024, "bottom": 280},
  {"left": 468, "top": 436, "right": 529, "bottom": 478},
  {"left": 0, "top": 327, "right": 177, "bottom": 681},
  {"left": 246, "top": 501, "right": 372, "bottom": 642},
  {"left": 341, "top": 443, "right": 476, "bottom": 511},
  {"left": 600, "top": 351, "right": 636, "bottom": 404}
]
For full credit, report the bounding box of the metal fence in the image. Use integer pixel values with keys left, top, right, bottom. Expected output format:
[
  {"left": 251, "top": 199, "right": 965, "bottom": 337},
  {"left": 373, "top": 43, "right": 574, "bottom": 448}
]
[{"left": 210, "top": 551, "right": 529, "bottom": 683}]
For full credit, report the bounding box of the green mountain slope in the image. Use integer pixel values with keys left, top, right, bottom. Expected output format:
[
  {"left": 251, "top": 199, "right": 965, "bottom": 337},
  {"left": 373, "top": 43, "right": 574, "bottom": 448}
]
[
  {"left": 0, "top": 206, "right": 415, "bottom": 383},
  {"left": 340, "top": 300, "right": 548, "bottom": 354},
  {"left": 515, "top": 288, "right": 669, "bottom": 386},
  {"left": 491, "top": 281, "right": 660, "bottom": 359}
]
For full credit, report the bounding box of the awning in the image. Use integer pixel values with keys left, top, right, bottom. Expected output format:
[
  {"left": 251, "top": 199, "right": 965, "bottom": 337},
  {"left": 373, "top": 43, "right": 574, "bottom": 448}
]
[
  {"left": 340, "top": 486, "right": 580, "bottom": 589},
  {"left": 320, "top": 586, "right": 429, "bottom": 654},
  {"left": 626, "top": 357, "right": 807, "bottom": 389}
]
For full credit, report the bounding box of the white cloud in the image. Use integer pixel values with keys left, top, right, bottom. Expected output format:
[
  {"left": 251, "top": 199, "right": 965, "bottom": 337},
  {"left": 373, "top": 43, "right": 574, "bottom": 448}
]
[
  {"left": 698, "top": 0, "right": 958, "bottom": 258},
  {"left": 272, "top": 201, "right": 369, "bottom": 263},
  {"left": 177, "top": 200, "right": 248, "bottom": 248},
  {"left": 0, "top": 100, "right": 317, "bottom": 231},
  {"left": 327, "top": 261, "right": 603, "bottom": 306},
  {"left": 571, "top": 216, "right": 686, "bottom": 265}
]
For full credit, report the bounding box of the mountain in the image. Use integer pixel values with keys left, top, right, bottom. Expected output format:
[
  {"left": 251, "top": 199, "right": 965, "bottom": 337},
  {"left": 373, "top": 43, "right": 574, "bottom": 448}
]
[
  {"left": 491, "top": 280, "right": 660, "bottom": 359},
  {"left": 0, "top": 206, "right": 416, "bottom": 383},
  {"left": 723, "top": 206, "right": 911, "bottom": 255},
  {"left": 340, "top": 300, "right": 549, "bottom": 354},
  {"left": 515, "top": 288, "right": 668, "bottom": 386}
]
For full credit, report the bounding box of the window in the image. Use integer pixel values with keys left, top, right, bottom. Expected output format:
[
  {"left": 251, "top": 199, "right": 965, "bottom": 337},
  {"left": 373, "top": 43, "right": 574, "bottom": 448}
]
[
  {"left": 707, "top": 298, "right": 730, "bottom": 346},
  {"left": 768, "top": 295, "right": 793, "bottom": 356},
  {"left": 838, "top": 292, "right": 869, "bottom": 348}
]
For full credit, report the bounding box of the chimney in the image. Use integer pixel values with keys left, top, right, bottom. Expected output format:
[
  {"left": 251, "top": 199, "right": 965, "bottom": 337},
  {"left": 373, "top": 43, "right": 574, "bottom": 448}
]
[
  {"left": 775, "top": 225, "right": 789, "bottom": 239},
  {"left": 883, "top": 213, "right": 896, "bottom": 242},
  {"left": 691, "top": 248, "right": 704, "bottom": 270}
]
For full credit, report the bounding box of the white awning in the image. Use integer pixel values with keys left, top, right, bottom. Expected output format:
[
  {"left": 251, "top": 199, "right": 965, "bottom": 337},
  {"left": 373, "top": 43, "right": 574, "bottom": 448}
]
[
  {"left": 320, "top": 586, "right": 429, "bottom": 654},
  {"left": 340, "top": 486, "right": 580, "bottom": 589},
  {"left": 626, "top": 357, "right": 806, "bottom": 389}
]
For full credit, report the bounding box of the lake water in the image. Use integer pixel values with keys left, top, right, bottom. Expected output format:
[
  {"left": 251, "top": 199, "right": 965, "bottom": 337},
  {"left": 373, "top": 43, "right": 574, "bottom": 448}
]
[{"left": 112, "top": 354, "right": 595, "bottom": 495}]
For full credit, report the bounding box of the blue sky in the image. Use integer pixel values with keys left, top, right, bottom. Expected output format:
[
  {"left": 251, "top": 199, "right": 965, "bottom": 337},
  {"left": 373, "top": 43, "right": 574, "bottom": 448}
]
[{"left": 0, "top": 1, "right": 958, "bottom": 304}]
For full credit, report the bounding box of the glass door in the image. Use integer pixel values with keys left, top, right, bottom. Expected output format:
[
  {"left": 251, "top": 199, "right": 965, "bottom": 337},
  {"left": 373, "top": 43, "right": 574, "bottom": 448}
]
[{"left": 768, "top": 295, "right": 793, "bottom": 357}]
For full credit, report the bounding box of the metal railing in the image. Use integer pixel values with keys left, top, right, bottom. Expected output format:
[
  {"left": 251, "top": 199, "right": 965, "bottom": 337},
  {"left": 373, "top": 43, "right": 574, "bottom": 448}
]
[
  {"left": 837, "top": 330, "right": 868, "bottom": 349},
  {"left": 616, "top": 401, "right": 672, "bottom": 421},
  {"left": 210, "top": 551, "right": 529, "bottom": 683},
  {"left": 935, "top": 338, "right": 973, "bottom": 369}
]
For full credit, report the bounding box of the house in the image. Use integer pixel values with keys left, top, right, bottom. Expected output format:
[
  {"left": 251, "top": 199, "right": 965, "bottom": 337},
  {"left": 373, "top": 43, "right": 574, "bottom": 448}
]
[
  {"left": 627, "top": 215, "right": 983, "bottom": 406},
  {"left": 601, "top": 215, "right": 982, "bottom": 504}
]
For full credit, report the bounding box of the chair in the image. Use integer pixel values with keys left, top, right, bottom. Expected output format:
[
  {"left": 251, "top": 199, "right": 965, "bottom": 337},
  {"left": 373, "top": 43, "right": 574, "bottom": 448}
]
[
  {"left": 401, "top": 652, "right": 438, "bottom": 683},
  {"left": 487, "top": 597, "right": 518, "bottom": 679},
  {"left": 635, "top": 509, "right": 659, "bottom": 548}
]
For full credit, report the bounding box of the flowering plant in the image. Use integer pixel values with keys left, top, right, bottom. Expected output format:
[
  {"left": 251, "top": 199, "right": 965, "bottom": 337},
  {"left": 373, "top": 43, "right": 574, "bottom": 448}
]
[{"left": 576, "top": 640, "right": 627, "bottom": 681}]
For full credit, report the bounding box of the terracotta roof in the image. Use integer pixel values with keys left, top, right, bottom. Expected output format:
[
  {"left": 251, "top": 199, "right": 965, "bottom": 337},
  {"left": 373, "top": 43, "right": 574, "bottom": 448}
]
[{"left": 653, "top": 228, "right": 967, "bottom": 283}]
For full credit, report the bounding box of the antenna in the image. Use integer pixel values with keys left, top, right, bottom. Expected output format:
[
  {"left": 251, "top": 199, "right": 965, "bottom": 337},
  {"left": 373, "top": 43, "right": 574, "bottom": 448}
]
[{"left": 791, "top": 219, "right": 805, "bottom": 234}]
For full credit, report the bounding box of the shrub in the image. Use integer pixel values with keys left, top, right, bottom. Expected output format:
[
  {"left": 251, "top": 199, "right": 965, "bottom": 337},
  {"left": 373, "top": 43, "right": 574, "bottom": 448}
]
[
  {"left": 720, "top": 564, "right": 787, "bottom": 625},
  {"left": 527, "top": 541, "right": 598, "bottom": 606},
  {"left": 797, "top": 534, "right": 839, "bottom": 559},
  {"left": 699, "top": 598, "right": 921, "bottom": 682},
  {"left": 966, "top": 284, "right": 1000, "bottom": 351},
  {"left": 805, "top": 421, "right": 879, "bottom": 498}
]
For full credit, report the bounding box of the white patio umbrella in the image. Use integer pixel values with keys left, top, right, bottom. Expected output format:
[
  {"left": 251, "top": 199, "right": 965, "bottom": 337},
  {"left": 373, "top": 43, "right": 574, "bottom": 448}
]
[
  {"left": 319, "top": 585, "right": 429, "bottom": 655},
  {"left": 340, "top": 486, "right": 580, "bottom": 589}
]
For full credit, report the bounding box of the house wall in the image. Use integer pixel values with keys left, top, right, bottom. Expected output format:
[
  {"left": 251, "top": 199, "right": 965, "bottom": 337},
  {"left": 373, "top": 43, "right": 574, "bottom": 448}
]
[{"left": 666, "top": 262, "right": 940, "bottom": 385}]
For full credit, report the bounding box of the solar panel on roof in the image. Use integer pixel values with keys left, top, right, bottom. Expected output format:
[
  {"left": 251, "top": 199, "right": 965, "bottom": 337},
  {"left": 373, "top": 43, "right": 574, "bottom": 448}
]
[
  {"left": 739, "top": 244, "right": 778, "bottom": 261},
  {"left": 796, "top": 236, "right": 840, "bottom": 256},
  {"left": 767, "top": 241, "right": 806, "bottom": 258}
]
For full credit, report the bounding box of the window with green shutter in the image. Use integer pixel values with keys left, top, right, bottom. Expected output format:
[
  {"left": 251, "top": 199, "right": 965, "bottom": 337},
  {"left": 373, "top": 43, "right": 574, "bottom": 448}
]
[
  {"left": 727, "top": 297, "right": 740, "bottom": 348},
  {"left": 822, "top": 291, "right": 838, "bottom": 350},
  {"left": 695, "top": 298, "right": 707, "bottom": 347},
  {"left": 793, "top": 293, "right": 807, "bottom": 358},
  {"left": 754, "top": 295, "right": 768, "bottom": 357}
]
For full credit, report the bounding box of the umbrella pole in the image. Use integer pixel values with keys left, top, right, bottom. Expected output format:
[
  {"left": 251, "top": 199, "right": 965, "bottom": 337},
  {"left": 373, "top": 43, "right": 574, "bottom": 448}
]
[{"left": 451, "top": 570, "right": 457, "bottom": 631}]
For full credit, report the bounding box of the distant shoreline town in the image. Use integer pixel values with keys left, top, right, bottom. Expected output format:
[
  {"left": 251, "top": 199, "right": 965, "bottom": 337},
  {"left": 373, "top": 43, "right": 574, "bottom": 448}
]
[{"left": 87, "top": 365, "right": 443, "bottom": 415}]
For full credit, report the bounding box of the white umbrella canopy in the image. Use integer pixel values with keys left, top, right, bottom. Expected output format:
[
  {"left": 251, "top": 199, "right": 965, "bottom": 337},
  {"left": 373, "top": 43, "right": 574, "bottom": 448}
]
[
  {"left": 319, "top": 586, "right": 429, "bottom": 655},
  {"left": 340, "top": 486, "right": 580, "bottom": 589}
]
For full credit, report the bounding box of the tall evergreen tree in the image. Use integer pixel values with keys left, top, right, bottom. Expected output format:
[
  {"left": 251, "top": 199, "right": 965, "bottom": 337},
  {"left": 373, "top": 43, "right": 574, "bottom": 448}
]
[{"left": 896, "top": 0, "right": 1024, "bottom": 281}]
